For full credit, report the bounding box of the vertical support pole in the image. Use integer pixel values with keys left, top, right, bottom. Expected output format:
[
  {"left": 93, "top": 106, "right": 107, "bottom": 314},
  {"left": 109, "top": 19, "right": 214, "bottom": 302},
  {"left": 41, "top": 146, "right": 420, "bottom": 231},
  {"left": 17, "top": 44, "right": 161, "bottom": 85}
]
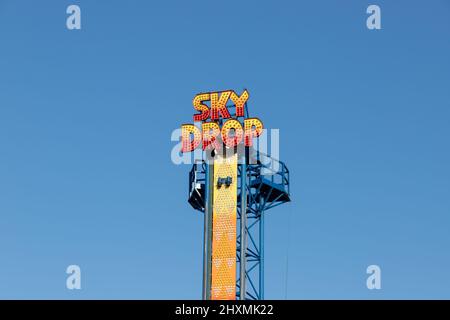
[
  {"left": 202, "top": 163, "right": 214, "bottom": 300},
  {"left": 259, "top": 197, "right": 265, "bottom": 300},
  {"left": 239, "top": 153, "right": 247, "bottom": 300}
]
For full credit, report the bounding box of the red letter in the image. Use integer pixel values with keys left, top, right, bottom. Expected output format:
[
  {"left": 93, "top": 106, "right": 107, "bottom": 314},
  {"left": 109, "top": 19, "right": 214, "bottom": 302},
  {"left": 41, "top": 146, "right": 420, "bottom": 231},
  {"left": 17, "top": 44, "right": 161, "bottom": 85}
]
[
  {"left": 210, "top": 91, "right": 231, "bottom": 120},
  {"left": 244, "top": 118, "right": 263, "bottom": 146},
  {"left": 230, "top": 90, "right": 249, "bottom": 117},
  {"left": 181, "top": 124, "right": 201, "bottom": 152},
  {"left": 221, "top": 119, "right": 243, "bottom": 148},
  {"left": 202, "top": 122, "right": 221, "bottom": 150},
  {"left": 193, "top": 93, "right": 210, "bottom": 122}
]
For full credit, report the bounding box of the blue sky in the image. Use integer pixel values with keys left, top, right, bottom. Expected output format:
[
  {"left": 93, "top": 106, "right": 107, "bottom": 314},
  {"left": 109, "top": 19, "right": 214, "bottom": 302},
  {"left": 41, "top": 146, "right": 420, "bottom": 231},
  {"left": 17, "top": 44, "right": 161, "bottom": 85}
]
[{"left": 0, "top": 0, "right": 449, "bottom": 299}]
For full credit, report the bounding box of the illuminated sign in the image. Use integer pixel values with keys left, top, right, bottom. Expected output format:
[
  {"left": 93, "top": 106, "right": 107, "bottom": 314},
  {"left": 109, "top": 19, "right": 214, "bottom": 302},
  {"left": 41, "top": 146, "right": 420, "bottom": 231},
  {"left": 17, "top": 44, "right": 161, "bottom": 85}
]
[
  {"left": 181, "top": 90, "right": 263, "bottom": 153},
  {"left": 181, "top": 90, "right": 262, "bottom": 300}
]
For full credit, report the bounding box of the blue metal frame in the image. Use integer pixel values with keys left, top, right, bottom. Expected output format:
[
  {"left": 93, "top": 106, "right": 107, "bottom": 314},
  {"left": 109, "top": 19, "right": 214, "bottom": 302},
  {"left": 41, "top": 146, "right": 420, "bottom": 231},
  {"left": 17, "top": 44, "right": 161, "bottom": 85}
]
[{"left": 236, "top": 155, "right": 290, "bottom": 300}]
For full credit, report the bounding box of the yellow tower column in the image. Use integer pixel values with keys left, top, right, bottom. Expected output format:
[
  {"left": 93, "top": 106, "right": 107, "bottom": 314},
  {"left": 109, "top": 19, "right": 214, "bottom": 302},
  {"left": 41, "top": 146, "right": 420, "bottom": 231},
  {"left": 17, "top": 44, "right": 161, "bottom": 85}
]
[{"left": 210, "top": 153, "right": 238, "bottom": 300}]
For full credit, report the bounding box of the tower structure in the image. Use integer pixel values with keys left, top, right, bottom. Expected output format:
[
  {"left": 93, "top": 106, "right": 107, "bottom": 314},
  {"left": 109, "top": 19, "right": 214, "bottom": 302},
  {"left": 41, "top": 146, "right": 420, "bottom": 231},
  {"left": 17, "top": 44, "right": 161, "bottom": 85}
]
[{"left": 182, "top": 90, "right": 290, "bottom": 300}]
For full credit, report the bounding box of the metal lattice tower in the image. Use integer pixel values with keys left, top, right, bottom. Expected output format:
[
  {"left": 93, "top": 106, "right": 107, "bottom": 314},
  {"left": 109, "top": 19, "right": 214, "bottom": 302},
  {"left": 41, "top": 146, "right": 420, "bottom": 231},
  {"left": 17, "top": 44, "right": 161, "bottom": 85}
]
[{"left": 188, "top": 140, "right": 290, "bottom": 300}]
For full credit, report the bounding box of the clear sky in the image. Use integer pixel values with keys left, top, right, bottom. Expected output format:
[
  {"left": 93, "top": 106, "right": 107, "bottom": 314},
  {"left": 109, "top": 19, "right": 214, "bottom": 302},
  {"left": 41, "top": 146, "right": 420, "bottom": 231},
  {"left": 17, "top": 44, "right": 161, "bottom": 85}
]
[{"left": 0, "top": 0, "right": 449, "bottom": 299}]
